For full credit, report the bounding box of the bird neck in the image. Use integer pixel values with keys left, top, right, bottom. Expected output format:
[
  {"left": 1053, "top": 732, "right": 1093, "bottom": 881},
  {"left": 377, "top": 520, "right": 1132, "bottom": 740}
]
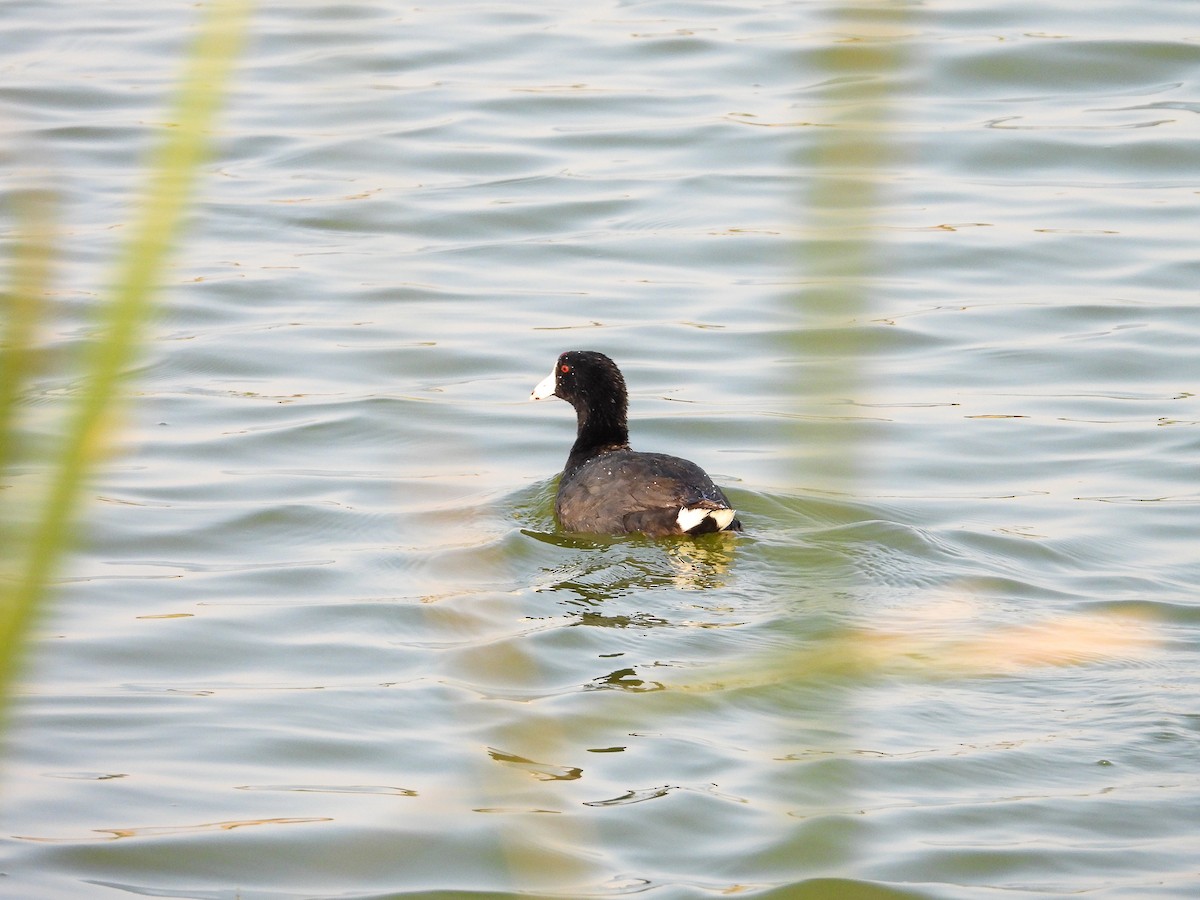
[{"left": 566, "top": 399, "right": 629, "bottom": 473}]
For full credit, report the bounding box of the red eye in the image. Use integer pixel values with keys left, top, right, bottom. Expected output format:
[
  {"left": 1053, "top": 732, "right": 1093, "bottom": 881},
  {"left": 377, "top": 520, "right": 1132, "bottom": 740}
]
[{"left": 560, "top": 364, "right": 571, "bottom": 373}]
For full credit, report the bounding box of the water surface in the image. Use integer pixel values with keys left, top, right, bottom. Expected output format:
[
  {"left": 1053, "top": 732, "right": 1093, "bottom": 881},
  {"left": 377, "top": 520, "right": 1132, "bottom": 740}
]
[{"left": 2, "top": 1, "right": 1198, "bottom": 898}]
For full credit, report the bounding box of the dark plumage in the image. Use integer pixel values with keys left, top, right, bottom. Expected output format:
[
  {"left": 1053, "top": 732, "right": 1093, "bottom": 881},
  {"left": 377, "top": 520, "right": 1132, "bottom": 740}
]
[{"left": 530, "top": 350, "right": 742, "bottom": 537}]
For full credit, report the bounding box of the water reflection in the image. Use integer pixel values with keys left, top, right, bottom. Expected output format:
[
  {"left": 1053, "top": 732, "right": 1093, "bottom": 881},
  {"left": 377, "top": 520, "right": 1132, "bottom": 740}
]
[
  {"left": 487, "top": 747, "right": 583, "bottom": 781},
  {"left": 522, "top": 527, "right": 739, "bottom": 598},
  {"left": 574, "top": 610, "right": 669, "bottom": 629},
  {"left": 586, "top": 666, "right": 665, "bottom": 693}
]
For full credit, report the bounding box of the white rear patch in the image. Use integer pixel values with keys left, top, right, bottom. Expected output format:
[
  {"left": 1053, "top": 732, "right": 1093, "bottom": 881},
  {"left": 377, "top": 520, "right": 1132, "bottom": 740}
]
[
  {"left": 709, "top": 508, "right": 736, "bottom": 531},
  {"left": 530, "top": 369, "right": 557, "bottom": 401},
  {"left": 677, "top": 506, "right": 736, "bottom": 533}
]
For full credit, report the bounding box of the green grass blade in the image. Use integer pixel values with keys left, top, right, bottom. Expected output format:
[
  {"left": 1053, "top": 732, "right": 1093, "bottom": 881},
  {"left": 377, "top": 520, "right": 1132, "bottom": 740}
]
[{"left": 0, "top": 0, "right": 252, "bottom": 717}]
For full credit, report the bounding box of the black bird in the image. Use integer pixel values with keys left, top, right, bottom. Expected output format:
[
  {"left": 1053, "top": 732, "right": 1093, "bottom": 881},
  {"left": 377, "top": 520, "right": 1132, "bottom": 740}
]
[{"left": 530, "top": 350, "right": 742, "bottom": 537}]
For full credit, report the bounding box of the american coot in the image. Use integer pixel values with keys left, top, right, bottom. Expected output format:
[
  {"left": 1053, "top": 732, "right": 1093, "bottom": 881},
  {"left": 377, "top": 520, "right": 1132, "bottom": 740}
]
[{"left": 530, "top": 350, "right": 742, "bottom": 537}]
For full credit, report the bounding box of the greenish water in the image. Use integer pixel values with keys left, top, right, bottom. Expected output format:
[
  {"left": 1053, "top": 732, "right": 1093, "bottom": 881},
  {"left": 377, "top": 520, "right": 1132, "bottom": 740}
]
[{"left": 3, "top": 1, "right": 1199, "bottom": 898}]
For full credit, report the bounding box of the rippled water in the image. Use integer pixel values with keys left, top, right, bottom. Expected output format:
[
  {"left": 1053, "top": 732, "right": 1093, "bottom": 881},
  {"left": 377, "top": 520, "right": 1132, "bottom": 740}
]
[{"left": 3, "top": 1, "right": 1199, "bottom": 898}]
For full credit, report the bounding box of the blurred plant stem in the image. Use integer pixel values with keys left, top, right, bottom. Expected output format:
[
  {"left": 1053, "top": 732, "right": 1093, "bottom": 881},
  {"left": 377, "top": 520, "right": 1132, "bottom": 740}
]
[
  {"left": 791, "top": 7, "right": 909, "bottom": 490},
  {"left": 0, "top": 192, "right": 55, "bottom": 481},
  {"left": 0, "top": 0, "right": 251, "bottom": 720}
]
